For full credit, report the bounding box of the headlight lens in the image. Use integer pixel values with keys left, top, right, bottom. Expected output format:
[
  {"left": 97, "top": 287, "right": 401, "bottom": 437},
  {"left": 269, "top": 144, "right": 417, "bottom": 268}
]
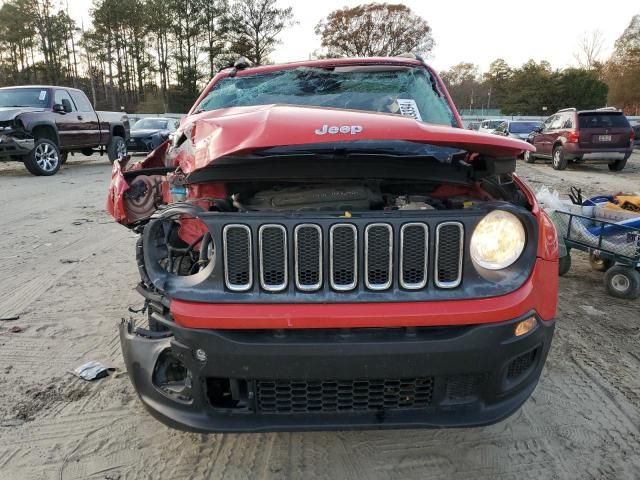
[{"left": 470, "top": 210, "right": 526, "bottom": 270}]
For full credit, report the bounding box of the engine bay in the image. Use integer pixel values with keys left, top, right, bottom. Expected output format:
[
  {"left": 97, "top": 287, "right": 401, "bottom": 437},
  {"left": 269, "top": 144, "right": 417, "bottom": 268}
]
[{"left": 198, "top": 179, "right": 524, "bottom": 214}]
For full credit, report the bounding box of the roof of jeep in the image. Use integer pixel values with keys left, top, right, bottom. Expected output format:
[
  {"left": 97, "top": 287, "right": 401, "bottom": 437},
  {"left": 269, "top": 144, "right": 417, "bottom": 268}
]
[{"left": 221, "top": 56, "right": 425, "bottom": 76}]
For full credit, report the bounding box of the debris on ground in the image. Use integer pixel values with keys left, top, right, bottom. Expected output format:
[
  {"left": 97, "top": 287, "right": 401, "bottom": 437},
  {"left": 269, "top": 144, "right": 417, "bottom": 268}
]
[
  {"left": 0, "top": 326, "right": 24, "bottom": 335},
  {"left": 72, "top": 361, "right": 115, "bottom": 381},
  {"left": 72, "top": 218, "right": 93, "bottom": 226},
  {"left": 14, "top": 381, "right": 88, "bottom": 421},
  {"left": 0, "top": 316, "right": 20, "bottom": 322}
]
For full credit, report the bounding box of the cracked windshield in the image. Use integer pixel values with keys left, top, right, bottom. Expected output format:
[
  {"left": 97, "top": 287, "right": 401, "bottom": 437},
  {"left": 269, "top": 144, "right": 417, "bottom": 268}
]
[{"left": 196, "top": 67, "right": 456, "bottom": 126}]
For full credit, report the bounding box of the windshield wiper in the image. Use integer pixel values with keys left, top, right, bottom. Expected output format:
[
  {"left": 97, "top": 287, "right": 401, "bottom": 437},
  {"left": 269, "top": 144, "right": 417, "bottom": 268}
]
[{"left": 3, "top": 105, "right": 30, "bottom": 108}]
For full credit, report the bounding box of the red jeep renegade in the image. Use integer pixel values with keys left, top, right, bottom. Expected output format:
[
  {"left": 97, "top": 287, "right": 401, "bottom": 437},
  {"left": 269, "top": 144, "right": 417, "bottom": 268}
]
[{"left": 107, "top": 57, "right": 558, "bottom": 432}]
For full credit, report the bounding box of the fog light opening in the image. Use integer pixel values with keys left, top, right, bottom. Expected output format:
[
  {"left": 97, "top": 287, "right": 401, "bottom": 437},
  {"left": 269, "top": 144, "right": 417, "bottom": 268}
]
[
  {"left": 514, "top": 316, "right": 537, "bottom": 337},
  {"left": 155, "top": 214, "right": 214, "bottom": 277},
  {"left": 152, "top": 348, "right": 193, "bottom": 402}
]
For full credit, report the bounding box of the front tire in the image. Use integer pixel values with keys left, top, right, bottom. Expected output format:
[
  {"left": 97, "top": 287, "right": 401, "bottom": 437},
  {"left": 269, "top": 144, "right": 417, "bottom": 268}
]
[
  {"left": 604, "top": 266, "right": 640, "bottom": 299},
  {"left": 552, "top": 146, "right": 568, "bottom": 170},
  {"left": 24, "top": 138, "right": 61, "bottom": 176},
  {"left": 107, "top": 136, "right": 127, "bottom": 163},
  {"left": 524, "top": 150, "right": 536, "bottom": 163},
  {"left": 559, "top": 253, "right": 571, "bottom": 276}
]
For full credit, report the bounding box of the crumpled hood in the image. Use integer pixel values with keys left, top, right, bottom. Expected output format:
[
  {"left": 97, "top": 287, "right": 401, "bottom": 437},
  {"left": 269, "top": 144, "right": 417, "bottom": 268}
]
[
  {"left": 0, "top": 107, "right": 44, "bottom": 122},
  {"left": 173, "top": 104, "right": 534, "bottom": 174}
]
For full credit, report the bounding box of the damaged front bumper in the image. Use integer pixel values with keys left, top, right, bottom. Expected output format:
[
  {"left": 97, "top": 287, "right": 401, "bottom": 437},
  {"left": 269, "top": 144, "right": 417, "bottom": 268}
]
[
  {"left": 0, "top": 133, "right": 34, "bottom": 159},
  {"left": 120, "top": 311, "right": 555, "bottom": 433}
]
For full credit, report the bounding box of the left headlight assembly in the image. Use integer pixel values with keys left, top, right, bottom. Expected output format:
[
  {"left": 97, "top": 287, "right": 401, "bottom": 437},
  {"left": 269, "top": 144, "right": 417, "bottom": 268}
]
[{"left": 470, "top": 210, "right": 526, "bottom": 270}]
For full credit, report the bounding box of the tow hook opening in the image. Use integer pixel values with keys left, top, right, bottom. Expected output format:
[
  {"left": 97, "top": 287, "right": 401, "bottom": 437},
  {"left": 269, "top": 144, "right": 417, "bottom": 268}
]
[
  {"left": 206, "top": 378, "right": 250, "bottom": 410},
  {"left": 152, "top": 348, "right": 193, "bottom": 403}
]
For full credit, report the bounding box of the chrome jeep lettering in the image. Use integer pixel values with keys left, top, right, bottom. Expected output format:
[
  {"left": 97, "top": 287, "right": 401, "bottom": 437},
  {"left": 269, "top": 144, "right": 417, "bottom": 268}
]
[{"left": 315, "top": 125, "right": 363, "bottom": 135}]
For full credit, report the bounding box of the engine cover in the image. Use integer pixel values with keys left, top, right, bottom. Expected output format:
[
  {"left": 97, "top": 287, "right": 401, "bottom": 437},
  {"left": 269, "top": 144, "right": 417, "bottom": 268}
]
[{"left": 245, "top": 185, "right": 382, "bottom": 211}]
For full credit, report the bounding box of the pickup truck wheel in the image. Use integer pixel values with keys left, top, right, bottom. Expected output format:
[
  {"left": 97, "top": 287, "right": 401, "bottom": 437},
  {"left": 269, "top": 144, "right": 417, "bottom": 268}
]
[
  {"left": 608, "top": 159, "right": 627, "bottom": 171},
  {"left": 552, "top": 146, "right": 568, "bottom": 170},
  {"left": 523, "top": 150, "right": 535, "bottom": 163},
  {"left": 24, "top": 139, "right": 61, "bottom": 176},
  {"left": 107, "top": 136, "right": 127, "bottom": 163}
]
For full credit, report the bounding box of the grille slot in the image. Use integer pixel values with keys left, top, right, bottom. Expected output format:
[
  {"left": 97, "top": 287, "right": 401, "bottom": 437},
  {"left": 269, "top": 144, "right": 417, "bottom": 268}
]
[
  {"left": 365, "top": 223, "right": 393, "bottom": 290},
  {"left": 330, "top": 224, "right": 357, "bottom": 291},
  {"left": 400, "top": 223, "right": 428, "bottom": 289},
  {"left": 223, "top": 225, "right": 252, "bottom": 291},
  {"left": 259, "top": 225, "right": 287, "bottom": 292},
  {"left": 435, "top": 222, "right": 464, "bottom": 288},
  {"left": 294, "top": 224, "right": 322, "bottom": 291},
  {"left": 256, "top": 377, "right": 434, "bottom": 414}
]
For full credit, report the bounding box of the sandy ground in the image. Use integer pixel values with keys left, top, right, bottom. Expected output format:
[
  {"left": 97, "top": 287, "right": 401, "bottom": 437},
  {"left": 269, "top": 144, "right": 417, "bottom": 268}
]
[{"left": 0, "top": 151, "right": 639, "bottom": 480}]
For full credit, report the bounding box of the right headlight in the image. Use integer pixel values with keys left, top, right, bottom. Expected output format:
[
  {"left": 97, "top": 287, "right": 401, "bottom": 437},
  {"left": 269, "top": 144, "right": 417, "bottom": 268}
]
[{"left": 470, "top": 210, "right": 526, "bottom": 270}]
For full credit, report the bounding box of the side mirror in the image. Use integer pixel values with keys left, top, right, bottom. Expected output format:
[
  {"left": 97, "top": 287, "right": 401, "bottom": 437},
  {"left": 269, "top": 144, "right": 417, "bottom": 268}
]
[
  {"left": 61, "top": 98, "right": 73, "bottom": 113},
  {"left": 53, "top": 103, "right": 65, "bottom": 113}
]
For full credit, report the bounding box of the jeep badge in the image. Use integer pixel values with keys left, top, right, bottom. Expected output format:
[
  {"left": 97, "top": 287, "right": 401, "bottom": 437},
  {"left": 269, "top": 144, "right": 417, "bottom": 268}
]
[{"left": 315, "top": 125, "right": 363, "bottom": 135}]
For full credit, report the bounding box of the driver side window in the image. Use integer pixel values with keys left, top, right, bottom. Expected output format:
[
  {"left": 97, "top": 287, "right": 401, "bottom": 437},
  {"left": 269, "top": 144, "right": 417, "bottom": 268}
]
[
  {"left": 54, "top": 90, "right": 75, "bottom": 112},
  {"left": 550, "top": 115, "right": 564, "bottom": 130},
  {"left": 542, "top": 115, "right": 555, "bottom": 131}
]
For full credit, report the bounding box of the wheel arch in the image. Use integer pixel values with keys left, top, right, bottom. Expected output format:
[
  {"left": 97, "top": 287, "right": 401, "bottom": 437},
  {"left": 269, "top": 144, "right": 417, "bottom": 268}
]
[
  {"left": 30, "top": 122, "right": 60, "bottom": 146},
  {"left": 111, "top": 123, "right": 126, "bottom": 140}
]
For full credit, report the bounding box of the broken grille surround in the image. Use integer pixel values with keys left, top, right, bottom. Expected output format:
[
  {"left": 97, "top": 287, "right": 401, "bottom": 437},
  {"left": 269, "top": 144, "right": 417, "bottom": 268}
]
[{"left": 142, "top": 203, "right": 538, "bottom": 304}]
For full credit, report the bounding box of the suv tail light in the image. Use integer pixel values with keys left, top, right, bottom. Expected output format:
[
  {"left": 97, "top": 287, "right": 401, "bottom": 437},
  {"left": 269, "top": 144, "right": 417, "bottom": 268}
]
[
  {"left": 567, "top": 131, "right": 580, "bottom": 143},
  {"left": 630, "top": 129, "right": 635, "bottom": 145}
]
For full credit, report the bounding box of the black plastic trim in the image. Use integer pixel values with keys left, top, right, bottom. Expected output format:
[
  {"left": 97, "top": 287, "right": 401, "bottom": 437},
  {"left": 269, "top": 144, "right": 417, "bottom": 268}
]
[{"left": 119, "top": 312, "right": 555, "bottom": 433}]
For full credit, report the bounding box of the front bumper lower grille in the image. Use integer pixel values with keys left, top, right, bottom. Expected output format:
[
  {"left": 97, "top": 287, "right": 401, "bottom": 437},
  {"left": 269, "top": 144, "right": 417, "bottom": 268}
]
[{"left": 256, "top": 377, "right": 435, "bottom": 414}]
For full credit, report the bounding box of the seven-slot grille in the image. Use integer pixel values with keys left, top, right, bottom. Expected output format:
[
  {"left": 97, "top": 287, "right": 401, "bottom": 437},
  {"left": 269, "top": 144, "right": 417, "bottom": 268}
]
[{"left": 223, "top": 222, "right": 464, "bottom": 292}]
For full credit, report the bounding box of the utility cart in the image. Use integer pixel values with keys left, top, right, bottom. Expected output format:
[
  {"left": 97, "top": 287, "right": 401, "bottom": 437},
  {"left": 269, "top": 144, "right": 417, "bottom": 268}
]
[{"left": 553, "top": 211, "right": 640, "bottom": 299}]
